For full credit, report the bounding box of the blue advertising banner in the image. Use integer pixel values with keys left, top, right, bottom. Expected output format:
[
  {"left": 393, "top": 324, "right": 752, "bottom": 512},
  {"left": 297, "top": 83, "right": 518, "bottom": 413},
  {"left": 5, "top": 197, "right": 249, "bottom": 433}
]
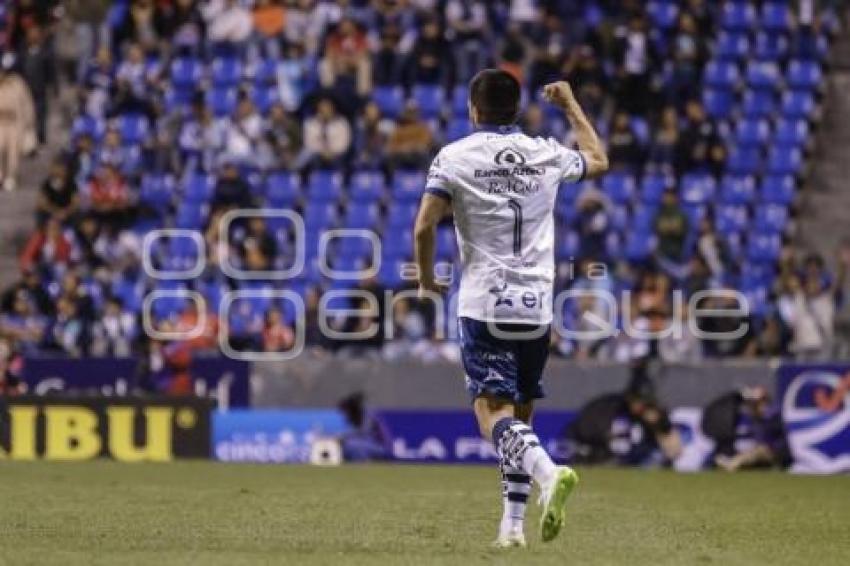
[
  {"left": 213, "top": 410, "right": 349, "bottom": 463},
  {"left": 776, "top": 364, "right": 850, "bottom": 474},
  {"left": 379, "top": 410, "right": 574, "bottom": 464},
  {"left": 20, "top": 357, "right": 251, "bottom": 408}
]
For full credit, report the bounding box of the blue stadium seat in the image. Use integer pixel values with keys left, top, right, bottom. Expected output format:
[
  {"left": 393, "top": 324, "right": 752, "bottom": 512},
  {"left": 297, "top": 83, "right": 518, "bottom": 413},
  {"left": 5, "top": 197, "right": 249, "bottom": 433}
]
[
  {"left": 556, "top": 231, "right": 580, "bottom": 260},
  {"left": 307, "top": 170, "right": 344, "bottom": 202},
  {"left": 116, "top": 114, "right": 149, "bottom": 145},
  {"left": 774, "top": 119, "right": 809, "bottom": 148},
  {"left": 372, "top": 86, "right": 404, "bottom": 119},
  {"left": 392, "top": 170, "right": 426, "bottom": 202},
  {"left": 765, "top": 147, "right": 803, "bottom": 176},
  {"left": 787, "top": 60, "right": 823, "bottom": 91},
  {"left": 610, "top": 204, "right": 629, "bottom": 232},
  {"left": 266, "top": 172, "right": 301, "bottom": 206},
  {"left": 623, "top": 232, "right": 657, "bottom": 262},
  {"left": 715, "top": 205, "right": 749, "bottom": 234},
  {"left": 377, "top": 259, "right": 407, "bottom": 288},
  {"left": 451, "top": 86, "right": 469, "bottom": 116},
  {"left": 716, "top": 32, "right": 750, "bottom": 61},
  {"left": 761, "top": 2, "right": 792, "bottom": 33},
  {"left": 140, "top": 174, "right": 175, "bottom": 213},
  {"left": 741, "top": 90, "right": 777, "bottom": 119},
  {"left": 703, "top": 61, "right": 740, "bottom": 90},
  {"left": 170, "top": 57, "right": 203, "bottom": 88},
  {"left": 632, "top": 205, "right": 658, "bottom": 233},
  {"left": 754, "top": 31, "right": 789, "bottom": 62},
  {"left": 747, "top": 234, "right": 782, "bottom": 262},
  {"left": 735, "top": 119, "right": 771, "bottom": 147},
  {"left": 781, "top": 91, "right": 815, "bottom": 119},
  {"left": 183, "top": 172, "right": 215, "bottom": 202},
  {"left": 681, "top": 174, "right": 716, "bottom": 205},
  {"left": 754, "top": 204, "right": 789, "bottom": 233},
  {"left": 150, "top": 283, "right": 189, "bottom": 321},
  {"left": 720, "top": 175, "right": 757, "bottom": 205},
  {"left": 412, "top": 84, "right": 445, "bottom": 119},
  {"left": 726, "top": 147, "right": 763, "bottom": 176},
  {"left": 211, "top": 57, "right": 242, "bottom": 87},
  {"left": 344, "top": 203, "right": 380, "bottom": 230},
  {"left": 640, "top": 174, "right": 669, "bottom": 205},
  {"left": 175, "top": 202, "right": 208, "bottom": 229},
  {"left": 721, "top": 2, "right": 757, "bottom": 31},
  {"left": 386, "top": 202, "right": 418, "bottom": 229},
  {"left": 111, "top": 276, "right": 145, "bottom": 314},
  {"left": 446, "top": 118, "right": 472, "bottom": 142},
  {"left": 746, "top": 62, "right": 781, "bottom": 92},
  {"left": 382, "top": 229, "right": 413, "bottom": 260},
  {"left": 602, "top": 173, "right": 636, "bottom": 204},
  {"left": 682, "top": 204, "right": 706, "bottom": 228},
  {"left": 72, "top": 114, "right": 106, "bottom": 141},
  {"left": 206, "top": 87, "right": 238, "bottom": 117},
  {"left": 303, "top": 202, "right": 338, "bottom": 230},
  {"left": 250, "top": 58, "right": 278, "bottom": 85},
  {"left": 251, "top": 86, "right": 279, "bottom": 114},
  {"left": 703, "top": 89, "right": 734, "bottom": 119},
  {"left": 646, "top": 1, "right": 679, "bottom": 30},
  {"left": 435, "top": 228, "right": 457, "bottom": 260},
  {"left": 349, "top": 171, "right": 385, "bottom": 201},
  {"left": 760, "top": 175, "right": 796, "bottom": 205}
]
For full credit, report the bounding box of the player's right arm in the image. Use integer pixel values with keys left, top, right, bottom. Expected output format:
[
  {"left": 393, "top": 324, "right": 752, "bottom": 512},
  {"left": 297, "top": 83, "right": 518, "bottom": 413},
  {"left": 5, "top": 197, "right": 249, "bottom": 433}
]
[
  {"left": 542, "top": 81, "right": 609, "bottom": 179},
  {"left": 414, "top": 192, "right": 452, "bottom": 296}
]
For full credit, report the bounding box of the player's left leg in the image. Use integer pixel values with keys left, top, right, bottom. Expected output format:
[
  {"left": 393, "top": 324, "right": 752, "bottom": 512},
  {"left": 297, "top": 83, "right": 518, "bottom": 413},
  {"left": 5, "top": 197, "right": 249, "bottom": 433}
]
[{"left": 496, "top": 401, "right": 535, "bottom": 547}]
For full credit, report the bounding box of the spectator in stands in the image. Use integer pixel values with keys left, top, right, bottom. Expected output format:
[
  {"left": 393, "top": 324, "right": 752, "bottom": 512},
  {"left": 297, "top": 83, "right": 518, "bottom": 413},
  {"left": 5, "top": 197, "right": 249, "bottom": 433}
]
[
  {"left": 337, "top": 392, "right": 391, "bottom": 462},
  {"left": 659, "top": 306, "right": 703, "bottom": 362},
  {"left": 93, "top": 223, "right": 142, "bottom": 273},
  {"left": 648, "top": 106, "right": 679, "bottom": 174},
  {"left": 498, "top": 23, "right": 526, "bottom": 83},
  {"left": 614, "top": 14, "right": 656, "bottom": 115},
  {"left": 319, "top": 18, "right": 371, "bottom": 97},
  {"left": 262, "top": 307, "right": 295, "bottom": 352},
  {"left": 385, "top": 104, "right": 433, "bottom": 170},
  {"left": 675, "top": 99, "right": 725, "bottom": 177},
  {"left": 36, "top": 156, "right": 78, "bottom": 226},
  {"left": 354, "top": 101, "right": 393, "bottom": 170},
  {"left": 116, "top": 42, "right": 153, "bottom": 100},
  {"left": 564, "top": 46, "right": 607, "bottom": 119},
  {"left": 81, "top": 47, "right": 113, "bottom": 118},
  {"left": 607, "top": 110, "right": 644, "bottom": 172},
  {"left": 781, "top": 249, "right": 849, "bottom": 360},
  {"left": 668, "top": 12, "right": 708, "bottom": 106},
  {"left": 300, "top": 97, "right": 352, "bottom": 171},
  {"left": 0, "top": 53, "right": 36, "bottom": 192},
  {"left": 97, "top": 128, "right": 131, "bottom": 174},
  {"left": 695, "top": 289, "right": 753, "bottom": 357},
  {"left": 373, "top": 23, "right": 404, "bottom": 87},
  {"left": 445, "top": 0, "right": 489, "bottom": 83},
  {"left": 157, "top": 0, "right": 205, "bottom": 50},
  {"left": 1, "top": 270, "right": 54, "bottom": 317},
  {"left": 85, "top": 163, "right": 134, "bottom": 229},
  {"left": 212, "top": 159, "right": 253, "bottom": 211},
  {"left": 263, "top": 103, "right": 302, "bottom": 170},
  {"left": 527, "top": 10, "right": 569, "bottom": 95},
  {"left": 236, "top": 217, "right": 277, "bottom": 272},
  {"left": 65, "top": 0, "right": 111, "bottom": 82},
  {"left": 276, "top": 41, "right": 311, "bottom": 112},
  {"left": 744, "top": 314, "right": 790, "bottom": 358},
  {"left": 223, "top": 94, "right": 264, "bottom": 166},
  {"left": 90, "top": 297, "right": 137, "bottom": 356},
  {"left": 406, "top": 16, "right": 451, "bottom": 86},
  {"left": 521, "top": 103, "right": 556, "bottom": 139},
  {"left": 19, "top": 218, "right": 73, "bottom": 275},
  {"left": 655, "top": 188, "right": 689, "bottom": 264},
  {"left": 114, "top": 0, "right": 164, "bottom": 51},
  {"left": 696, "top": 216, "right": 731, "bottom": 281},
  {"left": 17, "top": 24, "right": 52, "bottom": 147},
  {"left": 0, "top": 338, "right": 24, "bottom": 395},
  {"left": 204, "top": 0, "right": 253, "bottom": 46},
  {"left": 0, "top": 290, "right": 47, "bottom": 354},
  {"left": 251, "top": 0, "right": 286, "bottom": 59},
  {"left": 574, "top": 187, "right": 610, "bottom": 262}
]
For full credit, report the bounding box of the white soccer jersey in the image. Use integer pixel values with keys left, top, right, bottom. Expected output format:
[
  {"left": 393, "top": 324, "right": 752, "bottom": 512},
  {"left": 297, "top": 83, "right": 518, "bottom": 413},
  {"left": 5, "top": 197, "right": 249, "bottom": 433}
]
[{"left": 425, "top": 125, "right": 586, "bottom": 324}]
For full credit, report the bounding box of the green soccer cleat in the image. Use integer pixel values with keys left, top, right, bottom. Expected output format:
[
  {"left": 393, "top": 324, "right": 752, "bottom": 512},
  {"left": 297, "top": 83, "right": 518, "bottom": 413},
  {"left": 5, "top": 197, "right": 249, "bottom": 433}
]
[{"left": 539, "top": 466, "right": 579, "bottom": 543}]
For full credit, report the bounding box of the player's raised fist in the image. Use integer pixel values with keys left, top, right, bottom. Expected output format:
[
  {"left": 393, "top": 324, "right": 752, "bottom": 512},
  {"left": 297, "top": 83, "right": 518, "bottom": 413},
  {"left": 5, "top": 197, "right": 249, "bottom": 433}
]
[{"left": 542, "top": 81, "right": 576, "bottom": 108}]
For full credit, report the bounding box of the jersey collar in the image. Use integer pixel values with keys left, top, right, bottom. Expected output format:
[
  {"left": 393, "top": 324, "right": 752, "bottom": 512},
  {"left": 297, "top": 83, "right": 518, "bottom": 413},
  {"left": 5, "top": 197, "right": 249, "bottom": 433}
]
[{"left": 476, "top": 124, "right": 521, "bottom": 135}]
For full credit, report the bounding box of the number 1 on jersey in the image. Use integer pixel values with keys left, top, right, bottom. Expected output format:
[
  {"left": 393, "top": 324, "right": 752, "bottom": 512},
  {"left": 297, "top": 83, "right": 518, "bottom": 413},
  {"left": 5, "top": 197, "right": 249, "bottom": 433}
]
[{"left": 507, "top": 199, "right": 522, "bottom": 257}]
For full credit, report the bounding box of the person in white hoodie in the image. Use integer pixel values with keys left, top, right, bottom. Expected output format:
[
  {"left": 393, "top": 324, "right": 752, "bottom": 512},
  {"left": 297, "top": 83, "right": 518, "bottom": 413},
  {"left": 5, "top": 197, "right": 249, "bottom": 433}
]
[{"left": 204, "top": 0, "right": 253, "bottom": 44}]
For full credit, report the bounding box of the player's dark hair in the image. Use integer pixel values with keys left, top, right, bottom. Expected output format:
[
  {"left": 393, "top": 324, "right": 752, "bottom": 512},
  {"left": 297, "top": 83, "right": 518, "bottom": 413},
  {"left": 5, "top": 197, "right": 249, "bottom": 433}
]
[{"left": 469, "top": 69, "right": 521, "bottom": 126}]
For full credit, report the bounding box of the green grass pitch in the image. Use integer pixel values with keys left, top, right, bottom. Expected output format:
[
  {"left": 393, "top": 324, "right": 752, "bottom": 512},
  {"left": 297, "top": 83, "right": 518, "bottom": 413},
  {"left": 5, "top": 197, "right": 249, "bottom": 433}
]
[{"left": 0, "top": 461, "right": 848, "bottom": 565}]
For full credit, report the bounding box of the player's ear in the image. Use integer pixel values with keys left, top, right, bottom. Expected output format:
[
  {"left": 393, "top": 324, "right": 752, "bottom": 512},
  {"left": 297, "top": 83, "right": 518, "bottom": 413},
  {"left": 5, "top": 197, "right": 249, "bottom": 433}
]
[{"left": 468, "top": 101, "right": 478, "bottom": 126}]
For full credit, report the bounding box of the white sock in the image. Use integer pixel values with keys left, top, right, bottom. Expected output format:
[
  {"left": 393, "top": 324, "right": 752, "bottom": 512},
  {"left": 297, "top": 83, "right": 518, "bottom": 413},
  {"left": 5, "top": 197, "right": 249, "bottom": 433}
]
[
  {"left": 494, "top": 418, "right": 558, "bottom": 488},
  {"left": 499, "top": 457, "right": 530, "bottom": 535}
]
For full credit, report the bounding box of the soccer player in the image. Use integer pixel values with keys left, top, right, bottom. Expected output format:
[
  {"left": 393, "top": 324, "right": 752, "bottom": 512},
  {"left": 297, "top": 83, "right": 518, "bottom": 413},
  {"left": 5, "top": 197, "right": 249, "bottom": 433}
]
[{"left": 413, "top": 69, "right": 608, "bottom": 547}]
